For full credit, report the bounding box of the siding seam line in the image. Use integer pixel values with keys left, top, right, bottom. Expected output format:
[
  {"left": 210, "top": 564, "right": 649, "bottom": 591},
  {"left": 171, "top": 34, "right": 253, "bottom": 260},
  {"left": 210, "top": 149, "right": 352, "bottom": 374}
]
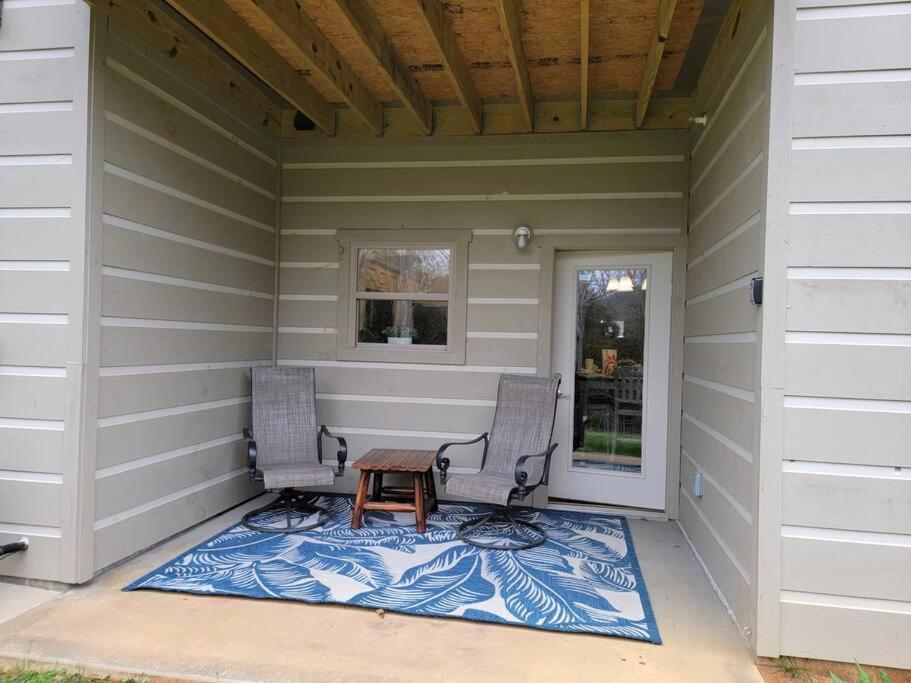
[
  {"left": 680, "top": 488, "right": 752, "bottom": 584},
  {"left": 681, "top": 450, "right": 753, "bottom": 523},
  {"left": 104, "top": 57, "right": 276, "bottom": 166},
  {"left": 93, "top": 467, "right": 248, "bottom": 530},
  {"left": 102, "top": 213, "right": 275, "bottom": 266},
  {"left": 682, "top": 412, "right": 754, "bottom": 463},
  {"left": 104, "top": 111, "right": 276, "bottom": 199},
  {"left": 104, "top": 163, "right": 275, "bottom": 233}
]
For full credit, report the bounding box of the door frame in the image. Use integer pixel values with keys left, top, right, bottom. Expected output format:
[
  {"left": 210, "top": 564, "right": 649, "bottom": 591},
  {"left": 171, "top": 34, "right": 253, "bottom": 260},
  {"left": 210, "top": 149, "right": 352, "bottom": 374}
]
[{"left": 531, "top": 233, "right": 687, "bottom": 518}]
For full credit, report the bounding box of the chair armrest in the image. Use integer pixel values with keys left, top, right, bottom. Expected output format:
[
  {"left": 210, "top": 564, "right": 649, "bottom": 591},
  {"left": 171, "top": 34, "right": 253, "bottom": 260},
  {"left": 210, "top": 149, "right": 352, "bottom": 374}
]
[
  {"left": 514, "top": 443, "right": 559, "bottom": 497},
  {"left": 243, "top": 427, "right": 258, "bottom": 481},
  {"left": 436, "top": 433, "right": 488, "bottom": 485},
  {"left": 319, "top": 425, "right": 348, "bottom": 477}
]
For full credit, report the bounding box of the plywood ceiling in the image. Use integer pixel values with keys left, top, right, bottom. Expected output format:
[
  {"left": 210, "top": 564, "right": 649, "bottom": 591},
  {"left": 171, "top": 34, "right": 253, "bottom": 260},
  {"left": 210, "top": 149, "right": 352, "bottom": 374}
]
[
  {"left": 229, "top": 0, "right": 705, "bottom": 104},
  {"left": 90, "top": 0, "right": 727, "bottom": 136}
]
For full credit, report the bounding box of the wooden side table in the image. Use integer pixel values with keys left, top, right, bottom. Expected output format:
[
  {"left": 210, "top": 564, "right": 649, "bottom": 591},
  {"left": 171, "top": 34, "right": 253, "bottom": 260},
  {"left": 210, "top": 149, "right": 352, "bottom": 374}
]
[{"left": 351, "top": 449, "right": 439, "bottom": 533}]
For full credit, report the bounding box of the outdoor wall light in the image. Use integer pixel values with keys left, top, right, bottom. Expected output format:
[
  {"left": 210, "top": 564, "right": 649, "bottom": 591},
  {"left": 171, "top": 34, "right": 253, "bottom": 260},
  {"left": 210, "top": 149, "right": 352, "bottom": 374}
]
[{"left": 513, "top": 224, "right": 533, "bottom": 250}]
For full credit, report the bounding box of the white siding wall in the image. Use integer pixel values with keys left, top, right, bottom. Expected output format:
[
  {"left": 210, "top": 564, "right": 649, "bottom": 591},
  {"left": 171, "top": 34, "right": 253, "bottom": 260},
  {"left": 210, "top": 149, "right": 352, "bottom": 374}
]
[
  {"left": 278, "top": 132, "right": 688, "bottom": 496},
  {"left": 91, "top": 19, "right": 278, "bottom": 571},
  {"left": 774, "top": 0, "right": 911, "bottom": 668},
  {"left": 680, "top": 0, "right": 771, "bottom": 636},
  {"left": 0, "top": 0, "right": 86, "bottom": 582}
]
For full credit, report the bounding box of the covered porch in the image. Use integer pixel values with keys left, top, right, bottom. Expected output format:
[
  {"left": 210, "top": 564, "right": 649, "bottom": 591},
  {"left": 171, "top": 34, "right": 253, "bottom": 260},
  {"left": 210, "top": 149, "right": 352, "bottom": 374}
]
[
  {"left": 0, "top": 0, "right": 780, "bottom": 675},
  {"left": 0, "top": 496, "right": 759, "bottom": 682}
]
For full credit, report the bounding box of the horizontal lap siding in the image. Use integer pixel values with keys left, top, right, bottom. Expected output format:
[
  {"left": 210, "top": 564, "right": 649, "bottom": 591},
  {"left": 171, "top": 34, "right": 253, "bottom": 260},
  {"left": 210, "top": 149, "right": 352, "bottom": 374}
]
[
  {"left": 778, "top": 0, "right": 911, "bottom": 667},
  {"left": 279, "top": 131, "right": 687, "bottom": 496},
  {"left": 91, "top": 22, "right": 278, "bottom": 571},
  {"left": 0, "top": 2, "right": 78, "bottom": 581},
  {"left": 680, "top": 0, "right": 770, "bottom": 634}
]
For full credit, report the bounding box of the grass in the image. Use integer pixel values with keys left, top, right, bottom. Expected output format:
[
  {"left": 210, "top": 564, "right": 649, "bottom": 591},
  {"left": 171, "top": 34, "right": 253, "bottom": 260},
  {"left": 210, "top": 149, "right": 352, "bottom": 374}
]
[
  {"left": 576, "top": 430, "right": 642, "bottom": 457},
  {"left": 0, "top": 668, "right": 143, "bottom": 683}
]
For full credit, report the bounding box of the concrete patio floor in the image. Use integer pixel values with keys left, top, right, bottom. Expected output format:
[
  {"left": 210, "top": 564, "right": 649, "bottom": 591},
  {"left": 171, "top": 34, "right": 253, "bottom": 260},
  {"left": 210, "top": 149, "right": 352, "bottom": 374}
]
[{"left": 0, "top": 496, "right": 761, "bottom": 682}]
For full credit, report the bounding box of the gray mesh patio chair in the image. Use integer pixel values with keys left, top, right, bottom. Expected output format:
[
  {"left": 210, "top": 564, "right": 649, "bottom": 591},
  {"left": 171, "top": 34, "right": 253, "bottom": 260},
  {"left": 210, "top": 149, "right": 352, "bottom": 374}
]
[
  {"left": 436, "top": 373, "right": 561, "bottom": 550},
  {"left": 242, "top": 366, "right": 346, "bottom": 533}
]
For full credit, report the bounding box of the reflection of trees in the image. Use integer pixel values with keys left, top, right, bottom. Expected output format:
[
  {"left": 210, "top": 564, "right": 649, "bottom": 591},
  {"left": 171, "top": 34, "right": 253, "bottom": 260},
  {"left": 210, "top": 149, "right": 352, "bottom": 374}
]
[
  {"left": 357, "top": 249, "right": 450, "bottom": 342},
  {"left": 575, "top": 270, "right": 647, "bottom": 371},
  {"left": 359, "top": 249, "right": 450, "bottom": 294}
]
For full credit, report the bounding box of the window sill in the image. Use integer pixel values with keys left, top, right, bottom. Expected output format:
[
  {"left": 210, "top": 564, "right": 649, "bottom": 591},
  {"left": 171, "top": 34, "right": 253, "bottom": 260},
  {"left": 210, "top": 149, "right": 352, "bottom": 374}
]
[{"left": 337, "top": 344, "right": 466, "bottom": 365}]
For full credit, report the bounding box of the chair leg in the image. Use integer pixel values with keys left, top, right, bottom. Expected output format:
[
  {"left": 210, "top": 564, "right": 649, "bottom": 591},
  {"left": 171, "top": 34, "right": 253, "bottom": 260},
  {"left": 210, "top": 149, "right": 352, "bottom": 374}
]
[
  {"left": 241, "top": 489, "right": 330, "bottom": 533},
  {"left": 456, "top": 502, "right": 547, "bottom": 551}
]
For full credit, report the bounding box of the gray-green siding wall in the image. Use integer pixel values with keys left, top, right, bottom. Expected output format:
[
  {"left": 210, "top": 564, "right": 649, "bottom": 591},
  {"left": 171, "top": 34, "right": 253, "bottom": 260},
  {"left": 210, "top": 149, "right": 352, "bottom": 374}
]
[
  {"left": 90, "top": 17, "right": 276, "bottom": 571},
  {"left": 276, "top": 132, "right": 689, "bottom": 501},
  {"left": 0, "top": 0, "right": 91, "bottom": 583},
  {"left": 680, "top": 0, "right": 771, "bottom": 641},
  {"left": 766, "top": 0, "right": 911, "bottom": 668}
]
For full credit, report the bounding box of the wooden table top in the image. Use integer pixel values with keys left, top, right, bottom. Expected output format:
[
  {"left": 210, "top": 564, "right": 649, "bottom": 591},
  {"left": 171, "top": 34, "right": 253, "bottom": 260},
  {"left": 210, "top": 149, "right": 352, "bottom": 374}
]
[{"left": 352, "top": 448, "right": 437, "bottom": 472}]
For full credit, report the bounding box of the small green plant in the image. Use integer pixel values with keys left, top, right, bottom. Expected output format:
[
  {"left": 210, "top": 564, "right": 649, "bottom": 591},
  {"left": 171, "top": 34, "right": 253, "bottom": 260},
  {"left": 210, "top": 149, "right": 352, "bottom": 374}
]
[
  {"left": 383, "top": 326, "right": 416, "bottom": 339},
  {"left": 0, "top": 668, "right": 144, "bottom": 682},
  {"left": 766, "top": 656, "right": 815, "bottom": 681},
  {"left": 829, "top": 661, "right": 890, "bottom": 683}
]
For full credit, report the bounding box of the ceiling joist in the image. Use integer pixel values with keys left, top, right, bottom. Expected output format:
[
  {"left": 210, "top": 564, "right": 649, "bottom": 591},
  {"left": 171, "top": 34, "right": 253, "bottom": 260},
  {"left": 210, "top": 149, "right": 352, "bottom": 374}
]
[
  {"left": 580, "top": 0, "right": 591, "bottom": 130},
  {"left": 163, "top": 0, "right": 337, "bottom": 134},
  {"left": 330, "top": 0, "right": 433, "bottom": 135},
  {"left": 414, "top": 0, "right": 483, "bottom": 134},
  {"left": 496, "top": 0, "right": 534, "bottom": 132},
  {"left": 84, "top": 0, "right": 283, "bottom": 133},
  {"left": 635, "top": 0, "right": 679, "bottom": 128},
  {"left": 227, "top": 0, "right": 383, "bottom": 135}
]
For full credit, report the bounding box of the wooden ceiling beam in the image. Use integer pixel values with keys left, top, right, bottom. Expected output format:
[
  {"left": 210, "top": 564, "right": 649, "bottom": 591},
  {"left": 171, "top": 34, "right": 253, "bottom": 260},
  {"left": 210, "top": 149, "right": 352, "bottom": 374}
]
[
  {"left": 84, "top": 0, "right": 282, "bottom": 133},
  {"left": 580, "top": 0, "right": 590, "bottom": 130},
  {"left": 330, "top": 0, "right": 433, "bottom": 135},
  {"left": 496, "top": 0, "right": 534, "bottom": 132},
  {"left": 414, "top": 0, "right": 483, "bottom": 134},
  {"left": 284, "top": 97, "right": 690, "bottom": 138},
  {"left": 162, "top": 0, "right": 337, "bottom": 134},
  {"left": 635, "top": 0, "right": 679, "bottom": 128},
  {"left": 228, "top": 0, "right": 383, "bottom": 135}
]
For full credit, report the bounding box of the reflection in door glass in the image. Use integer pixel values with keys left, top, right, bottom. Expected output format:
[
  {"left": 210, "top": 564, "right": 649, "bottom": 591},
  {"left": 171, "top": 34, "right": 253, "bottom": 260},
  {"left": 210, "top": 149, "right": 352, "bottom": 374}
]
[{"left": 573, "top": 268, "right": 647, "bottom": 473}]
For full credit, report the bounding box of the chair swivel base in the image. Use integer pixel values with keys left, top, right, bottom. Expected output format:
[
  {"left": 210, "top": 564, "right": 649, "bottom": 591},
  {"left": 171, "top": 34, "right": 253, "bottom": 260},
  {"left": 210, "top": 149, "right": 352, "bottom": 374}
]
[
  {"left": 457, "top": 505, "right": 547, "bottom": 551},
  {"left": 241, "top": 489, "right": 329, "bottom": 533}
]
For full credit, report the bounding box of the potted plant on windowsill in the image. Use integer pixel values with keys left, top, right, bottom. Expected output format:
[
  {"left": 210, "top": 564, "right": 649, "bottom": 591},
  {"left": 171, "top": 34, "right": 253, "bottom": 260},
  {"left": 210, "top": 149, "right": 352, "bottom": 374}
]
[{"left": 384, "top": 326, "right": 416, "bottom": 345}]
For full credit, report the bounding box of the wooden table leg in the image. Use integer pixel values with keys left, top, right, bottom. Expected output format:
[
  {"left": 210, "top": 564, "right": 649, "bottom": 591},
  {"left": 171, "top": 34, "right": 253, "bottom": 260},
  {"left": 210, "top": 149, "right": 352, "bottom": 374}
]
[
  {"left": 372, "top": 472, "right": 384, "bottom": 502},
  {"left": 413, "top": 472, "right": 426, "bottom": 533},
  {"left": 352, "top": 470, "right": 370, "bottom": 529},
  {"left": 425, "top": 469, "right": 439, "bottom": 512}
]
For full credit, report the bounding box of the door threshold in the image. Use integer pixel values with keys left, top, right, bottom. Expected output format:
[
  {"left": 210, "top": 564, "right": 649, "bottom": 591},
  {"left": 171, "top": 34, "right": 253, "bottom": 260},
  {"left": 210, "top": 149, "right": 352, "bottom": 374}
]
[{"left": 546, "top": 498, "right": 668, "bottom": 521}]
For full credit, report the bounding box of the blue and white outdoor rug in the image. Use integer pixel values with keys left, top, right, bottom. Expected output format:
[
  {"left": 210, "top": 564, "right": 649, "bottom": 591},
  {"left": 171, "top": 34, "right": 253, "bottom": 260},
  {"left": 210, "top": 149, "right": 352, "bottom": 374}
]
[{"left": 125, "top": 494, "right": 660, "bottom": 643}]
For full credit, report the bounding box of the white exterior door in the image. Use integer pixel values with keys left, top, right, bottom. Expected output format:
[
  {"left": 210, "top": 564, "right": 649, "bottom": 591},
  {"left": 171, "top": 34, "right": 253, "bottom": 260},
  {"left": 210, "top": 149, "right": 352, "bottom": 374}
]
[{"left": 548, "top": 251, "right": 673, "bottom": 510}]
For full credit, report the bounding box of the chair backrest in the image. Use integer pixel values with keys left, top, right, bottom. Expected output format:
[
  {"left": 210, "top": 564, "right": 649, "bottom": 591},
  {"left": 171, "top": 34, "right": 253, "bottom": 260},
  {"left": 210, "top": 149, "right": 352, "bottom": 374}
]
[
  {"left": 252, "top": 366, "right": 319, "bottom": 469},
  {"left": 483, "top": 374, "right": 560, "bottom": 484},
  {"left": 614, "top": 376, "right": 643, "bottom": 402}
]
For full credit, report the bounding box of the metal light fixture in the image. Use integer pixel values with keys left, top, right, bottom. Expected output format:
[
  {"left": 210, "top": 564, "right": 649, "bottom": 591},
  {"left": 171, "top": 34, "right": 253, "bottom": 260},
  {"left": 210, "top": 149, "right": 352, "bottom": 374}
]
[{"left": 513, "top": 224, "right": 533, "bottom": 250}]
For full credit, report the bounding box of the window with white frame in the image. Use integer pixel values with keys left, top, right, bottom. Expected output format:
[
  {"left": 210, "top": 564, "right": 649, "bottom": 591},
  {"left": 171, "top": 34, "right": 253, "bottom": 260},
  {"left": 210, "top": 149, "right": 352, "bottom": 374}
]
[{"left": 337, "top": 231, "right": 469, "bottom": 364}]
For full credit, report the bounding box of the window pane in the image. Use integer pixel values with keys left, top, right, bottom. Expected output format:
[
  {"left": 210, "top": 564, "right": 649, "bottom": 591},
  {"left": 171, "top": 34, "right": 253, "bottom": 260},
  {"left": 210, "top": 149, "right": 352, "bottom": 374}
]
[
  {"left": 357, "top": 248, "right": 450, "bottom": 294},
  {"left": 357, "top": 300, "right": 448, "bottom": 346},
  {"left": 572, "top": 268, "right": 648, "bottom": 474}
]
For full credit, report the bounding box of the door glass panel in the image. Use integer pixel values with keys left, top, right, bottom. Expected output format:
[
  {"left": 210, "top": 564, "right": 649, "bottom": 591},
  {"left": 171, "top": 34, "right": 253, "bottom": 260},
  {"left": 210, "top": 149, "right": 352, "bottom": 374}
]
[{"left": 573, "top": 268, "right": 647, "bottom": 473}]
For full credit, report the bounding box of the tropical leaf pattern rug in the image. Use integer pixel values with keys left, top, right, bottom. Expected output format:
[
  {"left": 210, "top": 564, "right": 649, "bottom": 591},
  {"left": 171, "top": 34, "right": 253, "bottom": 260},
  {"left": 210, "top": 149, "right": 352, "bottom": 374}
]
[{"left": 125, "top": 495, "right": 660, "bottom": 643}]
